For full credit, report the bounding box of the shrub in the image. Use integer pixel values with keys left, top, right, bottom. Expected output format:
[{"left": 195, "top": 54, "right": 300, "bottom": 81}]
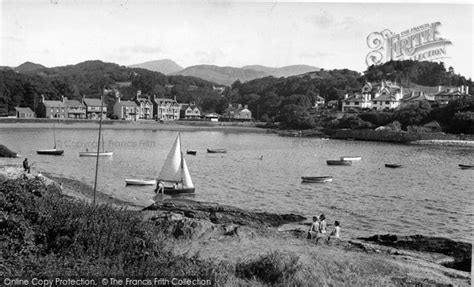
[{"left": 236, "top": 251, "right": 301, "bottom": 285}]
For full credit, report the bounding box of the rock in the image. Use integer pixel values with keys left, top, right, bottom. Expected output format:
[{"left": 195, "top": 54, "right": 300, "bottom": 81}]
[
  {"left": 358, "top": 234, "right": 471, "bottom": 272},
  {"left": 0, "top": 144, "right": 18, "bottom": 158},
  {"left": 223, "top": 224, "right": 239, "bottom": 236},
  {"left": 143, "top": 198, "right": 306, "bottom": 228}
]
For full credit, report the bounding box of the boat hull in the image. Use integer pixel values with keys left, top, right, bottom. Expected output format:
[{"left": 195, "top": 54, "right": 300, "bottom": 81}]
[
  {"left": 326, "top": 160, "right": 351, "bottom": 166},
  {"left": 125, "top": 179, "right": 157, "bottom": 186},
  {"left": 37, "top": 149, "right": 64, "bottom": 155},
  {"left": 163, "top": 186, "right": 195, "bottom": 195},
  {"left": 207, "top": 149, "right": 227, "bottom": 153},
  {"left": 186, "top": 150, "right": 197, "bottom": 155},
  {"left": 385, "top": 164, "right": 402, "bottom": 168},
  {"left": 79, "top": 151, "right": 113, "bottom": 157},
  {"left": 340, "top": 156, "right": 362, "bottom": 161},
  {"left": 301, "top": 176, "right": 333, "bottom": 183},
  {"left": 459, "top": 164, "right": 474, "bottom": 170}
]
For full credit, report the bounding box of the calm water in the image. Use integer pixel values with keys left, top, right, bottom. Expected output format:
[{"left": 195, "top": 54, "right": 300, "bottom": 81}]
[{"left": 1, "top": 127, "right": 473, "bottom": 242}]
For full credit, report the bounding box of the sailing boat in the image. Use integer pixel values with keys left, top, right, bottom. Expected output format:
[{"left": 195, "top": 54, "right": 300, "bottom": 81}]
[
  {"left": 157, "top": 134, "right": 195, "bottom": 194},
  {"left": 37, "top": 124, "right": 64, "bottom": 155},
  {"left": 79, "top": 133, "right": 113, "bottom": 156}
]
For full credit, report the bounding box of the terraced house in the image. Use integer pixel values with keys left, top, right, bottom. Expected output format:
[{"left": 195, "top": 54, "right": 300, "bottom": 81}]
[
  {"left": 113, "top": 98, "right": 138, "bottom": 121},
  {"left": 36, "top": 95, "right": 66, "bottom": 118},
  {"left": 153, "top": 97, "right": 180, "bottom": 121},
  {"left": 82, "top": 96, "right": 107, "bottom": 119},
  {"left": 179, "top": 103, "right": 202, "bottom": 120},
  {"left": 62, "top": 96, "right": 86, "bottom": 119},
  {"left": 135, "top": 90, "right": 153, "bottom": 120}
]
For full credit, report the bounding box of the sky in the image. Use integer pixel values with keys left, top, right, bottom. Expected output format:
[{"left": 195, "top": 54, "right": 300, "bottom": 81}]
[{"left": 1, "top": 0, "right": 473, "bottom": 78}]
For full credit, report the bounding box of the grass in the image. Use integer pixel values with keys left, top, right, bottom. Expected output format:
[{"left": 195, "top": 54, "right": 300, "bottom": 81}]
[{"left": 1, "top": 176, "right": 469, "bottom": 286}]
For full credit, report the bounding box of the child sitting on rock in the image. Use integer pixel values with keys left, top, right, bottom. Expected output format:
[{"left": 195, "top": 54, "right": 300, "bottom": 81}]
[{"left": 327, "top": 220, "right": 340, "bottom": 242}]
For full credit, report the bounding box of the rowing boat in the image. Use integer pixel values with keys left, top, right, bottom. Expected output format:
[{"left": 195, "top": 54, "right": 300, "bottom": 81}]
[{"left": 301, "top": 176, "right": 333, "bottom": 183}]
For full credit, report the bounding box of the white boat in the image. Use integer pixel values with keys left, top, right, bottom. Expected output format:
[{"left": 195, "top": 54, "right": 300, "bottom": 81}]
[
  {"left": 156, "top": 134, "right": 195, "bottom": 195},
  {"left": 79, "top": 134, "right": 113, "bottom": 157},
  {"left": 340, "top": 156, "right": 362, "bottom": 161},
  {"left": 301, "top": 176, "right": 333, "bottom": 183},
  {"left": 80, "top": 151, "right": 113, "bottom": 157},
  {"left": 125, "top": 179, "right": 157, "bottom": 186}
]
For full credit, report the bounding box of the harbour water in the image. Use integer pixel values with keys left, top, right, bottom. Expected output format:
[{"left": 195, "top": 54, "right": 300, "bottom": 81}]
[{"left": 1, "top": 126, "right": 473, "bottom": 242}]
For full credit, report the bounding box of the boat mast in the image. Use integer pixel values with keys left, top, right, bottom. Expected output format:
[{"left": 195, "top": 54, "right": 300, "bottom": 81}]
[
  {"left": 179, "top": 133, "right": 183, "bottom": 185},
  {"left": 93, "top": 87, "right": 105, "bottom": 205},
  {"left": 53, "top": 123, "right": 56, "bottom": 149}
]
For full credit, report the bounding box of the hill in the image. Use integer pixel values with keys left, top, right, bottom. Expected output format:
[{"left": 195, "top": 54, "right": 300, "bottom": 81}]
[
  {"left": 0, "top": 60, "right": 221, "bottom": 116},
  {"left": 129, "top": 59, "right": 183, "bottom": 74},
  {"left": 243, "top": 64, "right": 320, "bottom": 78},
  {"left": 174, "top": 65, "right": 268, "bottom": 86},
  {"left": 14, "top": 61, "right": 46, "bottom": 73}
]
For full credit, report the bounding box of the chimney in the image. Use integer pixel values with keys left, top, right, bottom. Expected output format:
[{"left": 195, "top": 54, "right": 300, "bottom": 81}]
[
  {"left": 344, "top": 94, "right": 348, "bottom": 99},
  {"left": 117, "top": 96, "right": 120, "bottom": 103},
  {"left": 41, "top": 94, "right": 45, "bottom": 103},
  {"left": 244, "top": 104, "right": 248, "bottom": 109},
  {"left": 461, "top": 85, "right": 465, "bottom": 93},
  {"left": 466, "top": 86, "right": 470, "bottom": 94},
  {"left": 137, "top": 90, "right": 142, "bottom": 96},
  {"left": 438, "top": 85, "right": 442, "bottom": 92}
]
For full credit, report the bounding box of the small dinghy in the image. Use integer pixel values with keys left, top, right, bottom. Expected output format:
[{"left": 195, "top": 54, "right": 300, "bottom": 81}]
[
  {"left": 186, "top": 150, "right": 197, "bottom": 155},
  {"left": 207, "top": 149, "right": 227, "bottom": 153},
  {"left": 385, "top": 164, "right": 402, "bottom": 168},
  {"left": 459, "top": 164, "right": 474, "bottom": 170},
  {"left": 301, "top": 176, "right": 333, "bottom": 183},
  {"left": 79, "top": 151, "right": 113, "bottom": 157},
  {"left": 125, "top": 179, "right": 157, "bottom": 186},
  {"left": 326, "top": 160, "right": 352, "bottom": 166},
  {"left": 340, "top": 156, "right": 362, "bottom": 161},
  {"left": 37, "top": 149, "right": 64, "bottom": 155}
]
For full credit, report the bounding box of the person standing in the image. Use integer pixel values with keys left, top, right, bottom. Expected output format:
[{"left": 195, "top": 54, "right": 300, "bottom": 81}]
[
  {"left": 23, "top": 158, "right": 30, "bottom": 173},
  {"left": 327, "top": 221, "right": 341, "bottom": 242},
  {"left": 307, "top": 216, "right": 319, "bottom": 239}
]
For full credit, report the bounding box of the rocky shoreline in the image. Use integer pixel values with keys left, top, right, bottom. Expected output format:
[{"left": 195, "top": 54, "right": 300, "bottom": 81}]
[{"left": 0, "top": 166, "right": 471, "bottom": 285}]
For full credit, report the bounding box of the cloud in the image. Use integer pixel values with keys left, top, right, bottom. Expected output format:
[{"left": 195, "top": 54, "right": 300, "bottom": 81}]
[
  {"left": 194, "top": 50, "right": 225, "bottom": 64},
  {"left": 300, "top": 51, "right": 334, "bottom": 58},
  {"left": 309, "top": 11, "right": 335, "bottom": 28},
  {"left": 119, "top": 45, "right": 162, "bottom": 54}
]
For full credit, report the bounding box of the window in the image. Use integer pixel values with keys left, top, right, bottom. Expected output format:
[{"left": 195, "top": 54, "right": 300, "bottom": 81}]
[
  {"left": 355, "top": 102, "right": 359, "bottom": 105},
  {"left": 385, "top": 101, "right": 390, "bottom": 105}
]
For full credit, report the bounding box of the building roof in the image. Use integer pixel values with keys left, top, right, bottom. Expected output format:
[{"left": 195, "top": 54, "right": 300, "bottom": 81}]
[
  {"left": 204, "top": 112, "right": 221, "bottom": 118},
  {"left": 43, "top": 100, "right": 65, "bottom": 108},
  {"left": 343, "top": 94, "right": 367, "bottom": 103},
  {"left": 117, "top": 100, "right": 138, "bottom": 107},
  {"left": 154, "top": 98, "right": 177, "bottom": 105},
  {"left": 423, "top": 121, "right": 441, "bottom": 128},
  {"left": 83, "top": 98, "right": 103, "bottom": 106},
  {"left": 136, "top": 95, "right": 152, "bottom": 103},
  {"left": 65, "top": 100, "right": 85, "bottom": 108},
  {"left": 15, "top": 107, "right": 34, "bottom": 113},
  {"left": 401, "top": 92, "right": 435, "bottom": 103},
  {"left": 372, "top": 94, "right": 398, "bottom": 102},
  {"left": 315, "top": 95, "right": 325, "bottom": 101}
]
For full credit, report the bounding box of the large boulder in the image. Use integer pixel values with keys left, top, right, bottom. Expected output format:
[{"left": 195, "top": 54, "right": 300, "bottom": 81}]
[{"left": 0, "top": 144, "right": 18, "bottom": 158}]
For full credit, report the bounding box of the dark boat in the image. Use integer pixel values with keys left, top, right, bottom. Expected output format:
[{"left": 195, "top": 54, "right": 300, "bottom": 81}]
[
  {"left": 385, "top": 164, "right": 402, "bottom": 168},
  {"left": 37, "top": 124, "right": 64, "bottom": 155},
  {"left": 459, "top": 164, "right": 474, "bottom": 170},
  {"left": 207, "top": 149, "right": 227, "bottom": 153},
  {"left": 326, "top": 160, "right": 351, "bottom": 166},
  {"left": 301, "top": 176, "right": 333, "bottom": 183},
  {"left": 36, "top": 149, "right": 64, "bottom": 155},
  {"left": 186, "top": 150, "right": 197, "bottom": 155}
]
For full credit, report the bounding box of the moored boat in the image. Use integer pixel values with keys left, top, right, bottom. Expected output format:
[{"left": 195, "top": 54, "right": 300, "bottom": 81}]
[
  {"left": 326, "top": 160, "right": 352, "bottom": 166},
  {"left": 37, "top": 149, "right": 64, "bottom": 155},
  {"left": 125, "top": 179, "right": 157, "bottom": 186},
  {"left": 459, "top": 164, "right": 474, "bottom": 170},
  {"left": 385, "top": 164, "right": 402, "bottom": 168},
  {"left": 207, "top": 148, "right": 227, "bottom": 153},
  {"left": 301, "top": 176, "right": 333, "bottom": 183},
  {"left": 186, "top": 150, "right": 197, "bottom": 155},
  {"left": 340, "top": 156, "right": 362, "bottom": 161},
  {"left": 79, "top": 151, "right": 113, "bottom": 157}
]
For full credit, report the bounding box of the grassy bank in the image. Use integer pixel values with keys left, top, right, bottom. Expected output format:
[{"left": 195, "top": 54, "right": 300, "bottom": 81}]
[{"left": 1, "top": 174, "right": 470, "bottom": 286}]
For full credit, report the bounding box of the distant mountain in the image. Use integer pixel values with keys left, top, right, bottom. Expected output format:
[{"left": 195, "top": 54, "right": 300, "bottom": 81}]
[
  {"left": 14, "top": 61, "right": 46, "bottom": 73},
  {"left": 243, "top": 65, "right": 320, "bottom": 78},
  {"left": 129, "top": 59, "right": 183, "bottom": 75},
  {"left": 174, "top": 65, "right": 268, "bottom": 86}
]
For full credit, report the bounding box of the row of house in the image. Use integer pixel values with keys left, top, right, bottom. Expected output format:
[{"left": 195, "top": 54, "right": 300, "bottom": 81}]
[
  {"left": 341, "top": 81, "right": 470, "bottom": 112},
  {"left": 18, "top": 90, "right": 252, "bottom": 121}
]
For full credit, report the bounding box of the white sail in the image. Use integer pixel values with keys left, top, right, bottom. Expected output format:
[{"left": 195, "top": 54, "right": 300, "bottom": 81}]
[
  {"left": 157, "top": 135, "right": 182, "bottom": 182},
  {"left": 181, "top": 156, "right": 194, "bottom": 188}
]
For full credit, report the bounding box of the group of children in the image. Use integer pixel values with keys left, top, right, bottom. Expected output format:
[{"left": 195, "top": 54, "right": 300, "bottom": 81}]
[{"left": 307, "top": 214, "right": 340, "bottom": 244}]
